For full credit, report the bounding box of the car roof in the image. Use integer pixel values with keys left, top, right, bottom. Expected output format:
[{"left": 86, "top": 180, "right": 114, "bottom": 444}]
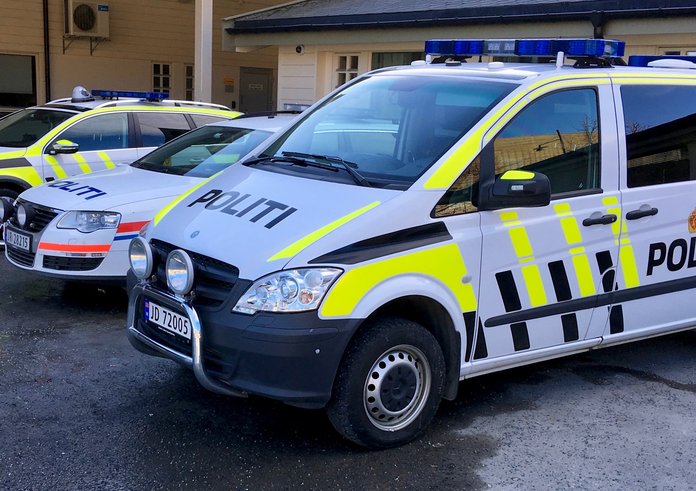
[{"left": 210, "top": 113, "right": 300, "bottom": 132}]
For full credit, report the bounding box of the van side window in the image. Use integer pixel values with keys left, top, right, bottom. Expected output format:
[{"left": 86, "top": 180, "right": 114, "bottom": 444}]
[
  {"left": 136, "top": 112, "right": 191, "bottom": 147},
  {"left": 493, "top": 89, "right": 600, "bottom": 196},
  {"left": 433, "top": 156, "right": 480, "bottom": 217},
  {"left": 621, "top": 85, "right": 696, "bottom": 188},
  {"left": 56, "top": 113, "right": 130, "bottom": 151}
]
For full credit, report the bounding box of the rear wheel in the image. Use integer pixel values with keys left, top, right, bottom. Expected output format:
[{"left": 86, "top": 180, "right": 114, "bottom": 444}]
[
  {"left": 0, "top": 187, "right": 19, "bottom": 248},
  {"left": 326, "top": 317, "right": 445, "bottom": 448}
]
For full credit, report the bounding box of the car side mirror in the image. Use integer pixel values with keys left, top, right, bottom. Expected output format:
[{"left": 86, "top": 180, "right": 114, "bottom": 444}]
[
  {"left": 479, "top": 170, "right": 550, "bottom": 210},
  {"left": 47, "top": 139, "right": 79, "bottom": 155}
]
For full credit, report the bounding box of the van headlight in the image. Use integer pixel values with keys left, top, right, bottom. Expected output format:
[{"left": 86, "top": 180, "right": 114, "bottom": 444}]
[
  {"left": 57, "top": 211, "right": 120, "bottom": 233},
  {"left": 129, "top": 237, "right": 153, "bottom": 280},
  {"left": 233, "top": 268, "right": 342, "bottom": 314}
]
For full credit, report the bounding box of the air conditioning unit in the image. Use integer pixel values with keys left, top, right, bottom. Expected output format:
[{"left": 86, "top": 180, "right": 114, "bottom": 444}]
[{"left": 64, "top": 1, "right": 109, "bottom": 38}]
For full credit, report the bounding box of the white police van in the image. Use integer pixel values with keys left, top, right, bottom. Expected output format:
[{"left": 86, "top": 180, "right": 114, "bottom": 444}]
[
  {"left": 126, "top": 38, "right": 696, "bottom": 448},
  {"left": 1, "top": 114, "right": 297, "bottom": 281}
]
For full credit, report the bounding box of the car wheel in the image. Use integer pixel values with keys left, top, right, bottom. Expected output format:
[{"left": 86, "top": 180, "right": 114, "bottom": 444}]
[
  {"left": 326, "top": 317, "right": 445, "bottom": 448},
  {"left": 0, "top": 188, "right": 19, "bottom": 248}
]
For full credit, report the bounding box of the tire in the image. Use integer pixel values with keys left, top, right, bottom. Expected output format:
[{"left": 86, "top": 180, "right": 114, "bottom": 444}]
[
  {"left": 326, "top": 317, "right": 445, "bottom": 449},
  {"left": 0, "top": 188, "right": 19, "bottom": 248}
]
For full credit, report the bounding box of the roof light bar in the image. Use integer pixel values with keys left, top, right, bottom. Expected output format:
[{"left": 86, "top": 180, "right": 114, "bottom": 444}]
[
  {"left": 628, "top": 55, "right": 696, "bottom": 67},
  {"left": 91, "top": 89, "right": 169, "bottom": 101},
  {"left": 425, "top": 38, "right": 625, "bottom": 59}
]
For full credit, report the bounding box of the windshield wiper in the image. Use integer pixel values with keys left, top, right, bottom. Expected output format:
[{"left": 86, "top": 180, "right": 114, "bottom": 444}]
[
  {"left": 244, "top": 154, "right": 337, "bottom": 172},
  {"left": 282, "top": 151, "right": 372, "bottom": 187}
]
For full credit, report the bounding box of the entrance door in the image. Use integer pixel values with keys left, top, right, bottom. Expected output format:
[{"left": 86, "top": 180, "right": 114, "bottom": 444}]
[{"left": 239, "top": 68, "right": 272, "bottom": 113}]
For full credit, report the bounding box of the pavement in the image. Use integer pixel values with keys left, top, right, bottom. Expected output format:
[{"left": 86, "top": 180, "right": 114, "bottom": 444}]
[{"left": 1, "top": 258, "right": 695, "bottom": 490}]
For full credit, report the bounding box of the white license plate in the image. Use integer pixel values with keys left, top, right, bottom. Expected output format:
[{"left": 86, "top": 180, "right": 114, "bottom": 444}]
[
  {"left": 144, "top": 299, "right": 191, "bottom": 340},
  {"left": 5, "top": 227, "right": 31, "bottom": 252}
]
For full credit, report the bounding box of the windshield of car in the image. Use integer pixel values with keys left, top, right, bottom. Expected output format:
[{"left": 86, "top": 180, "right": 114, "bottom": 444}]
[
  {"left": 257, "top": 74, "right": 515, "bottom": 189},
  {"left": 0, "top": 108, "right": 76, "bottom": 147},
  {"left": 131, "top": 125, "right": 272, "bottom": 177}
]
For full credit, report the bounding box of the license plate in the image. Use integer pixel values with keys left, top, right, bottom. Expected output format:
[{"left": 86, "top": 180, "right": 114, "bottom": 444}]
[
  {"left": 5, "top": 227, "right": 31, "bottom": 252},
  {"left": 144, "top": 299, "right": 191, "bottom": 340}
]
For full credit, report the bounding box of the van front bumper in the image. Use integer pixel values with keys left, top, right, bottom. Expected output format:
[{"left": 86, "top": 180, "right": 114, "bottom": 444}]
[{"left": 127, "top": 283, "right": 360, "bottom": 408}]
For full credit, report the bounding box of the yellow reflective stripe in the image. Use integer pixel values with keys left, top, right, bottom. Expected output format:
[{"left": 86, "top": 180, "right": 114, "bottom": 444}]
[
  {"left": 507, "top": 227, "right": 533, "bottom": 258},
  {"left": 44, "top": 155, "right": 68, "bottom": 179},
  {"left": 0, "top": 150, "right": 27, "bottom": 159},
  {"left": 73, "top": 153, "right": 92, "bottom": 174},
  {"left": 554, "top": 202, "right": 595, "bottom": 297},
  {"left": 320, "top": 243, "right": 476, "bottom": 317},
  {"left": 97, "top": 151, "right": 116, "bottom": 169},
  {"left": 267, "top": 201, "right": 380, "bottom": 262},
  {"left": 572, "top": 254, "right": 596, "bottom": 297},
  {"left": 501, "top": 170, "right": 534, "bottom": 180},
  {"left": 602, "top": 196, "right": 640, "bottom": 288},
  {"left": 152, "top": 177, "right": 215, "bottom": 226},
  {"left": 620, "top": 244, "right": 640, "bottom": 288},
  {"left": 521, "top": 264, "right": 546, "bottom": 307},
  {"left": 559, "top": 216, "right": 582, "bottom": 245},
  {"left": 0, "top": 167, "right": 42, "bottom": 187}
]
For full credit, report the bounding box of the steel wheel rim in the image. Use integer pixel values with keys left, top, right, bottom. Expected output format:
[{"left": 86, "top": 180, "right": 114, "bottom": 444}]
[{"left": 363, "top": 344, "right": 431, "bottom": 431}]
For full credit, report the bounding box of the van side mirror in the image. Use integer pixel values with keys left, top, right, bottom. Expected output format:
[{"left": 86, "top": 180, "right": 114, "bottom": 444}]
[
  {"left": 479, "top": 170, "right": 550, "bottom": 210},
  {"left": 47, "top": 139, "right": 79, "bottom": 155}
]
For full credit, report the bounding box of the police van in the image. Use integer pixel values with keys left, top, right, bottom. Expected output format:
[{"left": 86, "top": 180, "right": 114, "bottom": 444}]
[
  {"left": 0, "top": 114, "right": 297, "bottom": 282},
  {"left": 126, "top": 38, "right": 696, "bottom": 448},
  {"left": 0, "top": 87, "right": 237, "bottom": 226}
]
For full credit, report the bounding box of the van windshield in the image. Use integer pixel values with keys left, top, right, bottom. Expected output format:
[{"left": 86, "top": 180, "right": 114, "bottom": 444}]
[
  {"left": 257, "top": 74, "right": 515, "bottom": 188},
  {"left": 0, "top": 109, "right": 76, "bottom": 147},
  {"left": 132, "top": 124, "right": 272, "bottom": 178}
]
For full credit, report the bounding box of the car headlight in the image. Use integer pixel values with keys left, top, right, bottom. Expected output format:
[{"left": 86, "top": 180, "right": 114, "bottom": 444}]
[
  {"left": 233, "top": 268, "right": 342, "bottom": 314},
  {"left": 57, "top": 211, "right": 121, "bottom": 233},
  {"left": 129, "top": 237, "right": 153, "bottom": 280},
  {"left": 166, "top": 249, "right": 194, "bottom": 295}
]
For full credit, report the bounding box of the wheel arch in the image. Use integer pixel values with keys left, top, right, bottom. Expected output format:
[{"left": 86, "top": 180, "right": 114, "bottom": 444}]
[{"left": 0, "top": 177, "right": 30, "bottom": 195}]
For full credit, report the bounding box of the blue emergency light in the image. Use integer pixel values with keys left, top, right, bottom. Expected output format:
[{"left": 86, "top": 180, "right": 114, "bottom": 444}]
[
  {"left": 91, "top": 89, "right": 169, "bottom": 101},
  {"left": 628, "top": 55, "right": 696, "bottom": 67},
  {"left": 425, "top": 38, "right": 625, "bottom": 59}
]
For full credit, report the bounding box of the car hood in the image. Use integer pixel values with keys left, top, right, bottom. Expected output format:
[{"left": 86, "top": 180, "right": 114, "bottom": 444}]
[
  {"left": 19, "top": 166, "right": 201, "bottom": 211},
  {"left": 150, "top": 165, "right": 401, "bottom": 279}
]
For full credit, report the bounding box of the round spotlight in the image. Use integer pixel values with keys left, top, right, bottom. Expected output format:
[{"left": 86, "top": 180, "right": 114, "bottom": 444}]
[
  {"left": 0, "top": 198, "right": 14, "bottom": 223},
  {"left": 16, "top": 203, "right": 33, "bottom": 229},
  {"left": 129, "top": 237, "right": 153, "bottom": 279},
  {"left": 166, "top": 249, "right": 194, "bottom": 295}
]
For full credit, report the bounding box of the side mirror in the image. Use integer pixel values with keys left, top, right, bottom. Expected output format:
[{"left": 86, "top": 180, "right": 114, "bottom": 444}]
[
  {"left": 47, "top": 139, "right": 79, "bottom": 155},
  {"left": 479, "top": 170, "right": 550, "bottom": 210}
]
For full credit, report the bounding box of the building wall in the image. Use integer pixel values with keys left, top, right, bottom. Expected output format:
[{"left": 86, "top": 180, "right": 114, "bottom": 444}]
[{"left": 0, "top": 0, "right": 284, "bottom": 108}]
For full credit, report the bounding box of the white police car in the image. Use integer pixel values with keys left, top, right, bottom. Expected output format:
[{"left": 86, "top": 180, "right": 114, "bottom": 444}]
[
  {"left": 1, "top": 114, "right": 297, "bottom": 281},
  {"left": 126, "top": 38, "right": 696, "bottom": 448}
]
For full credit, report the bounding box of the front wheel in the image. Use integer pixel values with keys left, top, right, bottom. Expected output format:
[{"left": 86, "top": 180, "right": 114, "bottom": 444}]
[{"left": 326, "top": 317, "right": 445, "bottom": 448}]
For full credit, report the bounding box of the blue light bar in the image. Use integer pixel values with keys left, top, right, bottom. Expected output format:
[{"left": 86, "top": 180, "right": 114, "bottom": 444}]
[
  {"left": 424, "top": 38, "right": 625, "bottom": 59},
  {"left": 628, "top": 55, "right": 696, "bottom": 67},
  {"left": 91, "top": 89, "right": 169, "bottom": 101}
]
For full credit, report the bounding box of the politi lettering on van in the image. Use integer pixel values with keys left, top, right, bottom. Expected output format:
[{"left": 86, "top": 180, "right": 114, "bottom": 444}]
[
  {"left": 646, "top": 238, "right": 696, "bottom": 276},
  {"left": 187, "top": 188, "right": 297, "bottom": 229},
  {"left": 47, "top": 180, "right": 107, "bottom": 200}
]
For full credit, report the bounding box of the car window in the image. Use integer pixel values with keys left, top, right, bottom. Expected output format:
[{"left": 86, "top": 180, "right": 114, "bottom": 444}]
[
  {"left": 190, "top": 114, "right": 229, "bottom": 127},
  {"left": 54, "top": 112, "right": 130, "bottom": 151},
  {"left": 621, "top": 85, "right": 696, "bottom": 188},
  {"left": 136, "top": 112, "right": 191, "bottom": 147},
  {"left": 0, "top": 109, "right": 75, "bottom": 147},
  {"left": 132, "top": 125, "right": 272, "bottom": 178}
]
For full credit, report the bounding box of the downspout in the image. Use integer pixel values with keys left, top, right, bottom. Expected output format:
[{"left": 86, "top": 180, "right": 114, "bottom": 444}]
[{"left": 43, "top": 0, "right": 51, "bottom": 102}]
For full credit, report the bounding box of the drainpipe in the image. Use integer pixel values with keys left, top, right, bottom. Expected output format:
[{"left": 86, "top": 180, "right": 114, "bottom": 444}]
[{"left": 43, "top": 0, "right": 51, "bottom": 102}]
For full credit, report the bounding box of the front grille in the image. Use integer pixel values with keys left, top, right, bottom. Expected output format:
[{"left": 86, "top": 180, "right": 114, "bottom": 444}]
[
  {"left": 9, "top": 199, "right": 61, "bottom": 233},
  {"left": 43, "top": 255, "right": 104, "bottom": 271},
  {"left": 150, "top": 239, "right": 239, "bottom": 308},
  {"left": 6, "top": 245, "right": 35, "bottom": 267}
]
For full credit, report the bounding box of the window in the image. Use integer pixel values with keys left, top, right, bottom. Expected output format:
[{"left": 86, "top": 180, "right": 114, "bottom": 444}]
[
  {"left": 0, "top": 109, "right": 74, "bottom": 147},
  {"left": 0, "top": 54, "right": 36, "bottom": 108},
  {"left": 153, "top": 63, "right": 171, "bottom": 94},
  {"left": 493, "top": 89, "right": 600, "bottom": 195},
  {"left": 622, "top": 85, "right": 696, "bottom": 188},
  {"left": 185, "top": 65, "right": 194, "bottom": 101},
  {"left": 136, "top": 112, "right": 191, "bottom": 147},
  {"left": 371, "top": 52, "right": 423, "bottom": 70},
  {"left": 335, "top": 55, "right": 359, "bottom": 88},
  {"left": 433, "top": 156, "right": 480, "bottom": 217},
  {"left": 190, "top": 114, "right": 228, "bottom": 127},
  {"left": 56, "top": 113, "right": 129, "bottom": 151}
]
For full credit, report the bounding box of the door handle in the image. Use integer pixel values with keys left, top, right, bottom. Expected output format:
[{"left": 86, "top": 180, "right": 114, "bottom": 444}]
[
  {"left": 626, "top": 207, "right": 658, "bottom": 220},
  {"left": 582, "top": 214, "right": 617, "bottom": 226}
]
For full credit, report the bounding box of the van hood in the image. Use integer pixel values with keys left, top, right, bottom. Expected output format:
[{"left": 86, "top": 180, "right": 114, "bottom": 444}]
[
  {"left": 150, "top": 165, "right": 400, "bottom": 279},
  {"left": 19, "top": 166, "right": 201, "bottom": 211}
]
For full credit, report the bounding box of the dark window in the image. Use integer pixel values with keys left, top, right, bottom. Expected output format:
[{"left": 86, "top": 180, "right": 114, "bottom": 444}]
[
  {"left": 136, "top": 112, "right": 191, "bottom": 147},
  {"left": 371, "top": 52, "right": 423, "bottom": 70},
  {"left": 621, "top": 85, "right": 696, "bottom": 188},
  {"left": 433, "top": 156, "right": 480, "bottom": 217},
  {"left": 493, "top": 89, "right": 600, "bottom": 196},
  {"left": 190, "top": 114, "right": 227, "bottom": 127},
  {"left": 55, "top": 113, "right": 129, "bottom": 151},
  {"left": 0, "top": 109, "right": 74, "bottom": 147}
]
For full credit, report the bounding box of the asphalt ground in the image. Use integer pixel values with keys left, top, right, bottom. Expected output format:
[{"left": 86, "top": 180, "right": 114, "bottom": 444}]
[{"left": 1, "top": 257, "right": 695, "bottom": 490}]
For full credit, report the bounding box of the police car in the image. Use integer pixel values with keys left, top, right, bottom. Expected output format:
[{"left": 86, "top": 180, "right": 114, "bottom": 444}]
[
  {"left": 125, "top": 38, "right": 696, "bottom": 448},
  {"left": 0, "top": 86, "right": 238, "bottom": 245},
  {"left": 1, "top": 114, "right": 297, "bottom": 281}
]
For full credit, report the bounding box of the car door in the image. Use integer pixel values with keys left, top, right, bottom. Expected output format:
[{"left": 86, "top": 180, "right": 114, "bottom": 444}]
[
  {"left": 606, "top": 81, "right": 696, "bottom": 341},
  {"left": 474, "top": 83, "right": 621, "bottom": 361},
  {"left": 41, "top": 112, "right": 135, "bottom": 179}
]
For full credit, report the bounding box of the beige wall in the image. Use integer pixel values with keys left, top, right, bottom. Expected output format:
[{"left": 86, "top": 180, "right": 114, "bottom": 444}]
[{"left": 0, "top": 0, "right": 284, "bottom": 107}]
